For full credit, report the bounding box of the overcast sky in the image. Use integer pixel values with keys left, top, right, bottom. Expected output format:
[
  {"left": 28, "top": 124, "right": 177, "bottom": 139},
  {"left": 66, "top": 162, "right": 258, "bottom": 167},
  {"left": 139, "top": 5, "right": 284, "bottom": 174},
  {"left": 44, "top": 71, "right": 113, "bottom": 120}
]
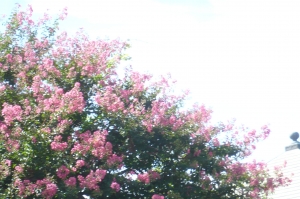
[{"left": 2, "top": 0, "right": 300, "bottom": 162}]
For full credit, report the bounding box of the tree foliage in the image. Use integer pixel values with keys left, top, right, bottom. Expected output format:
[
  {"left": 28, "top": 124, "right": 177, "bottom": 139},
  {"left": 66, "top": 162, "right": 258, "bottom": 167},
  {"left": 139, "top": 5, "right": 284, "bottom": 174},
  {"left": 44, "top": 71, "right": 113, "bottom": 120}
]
[{"left": 0, "top": 5, "right": 291, "bottom": 199}]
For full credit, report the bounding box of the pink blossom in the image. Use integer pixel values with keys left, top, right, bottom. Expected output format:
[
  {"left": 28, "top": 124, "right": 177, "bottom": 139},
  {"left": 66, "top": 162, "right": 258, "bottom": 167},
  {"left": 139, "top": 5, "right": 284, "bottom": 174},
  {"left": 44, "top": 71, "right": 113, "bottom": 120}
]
[
  {"left": 35, "top": 179, "right": 57, "bottom": 198},
  {"left": 14, "top": 179, "right": 37, "bottom": 197},
  {"left": 6, "top": 54, "right": 13, "bottom": 63},
  {"left": 15, "top": 165, "right": 23, "bottom": 173},
  {"left": 76, "top": 160, "right": 85, "bottom": 168},
  {"left": 15, "top": 55, "right": 23, "bottom": 63},
  {"left": 64, "top": 177, "right": 76, "bottom": 187},
  {"left": 5, "top": 159, "right": 11, "bottom": 166},
  {"left": 6, "top": 139, "right": 20, "bottom": 151},
  {"left": 2, "top": 103, "right": 23, "bottom": 125},
  {"left": 138, "top": 173, "right": 150, "bottom": 184},
  {"left": 107, "top": 154, "right": 123, "bottom": 167},
  {"left": 50, "top": 141, "right": 68, "bottom": 151},
  {"left": 110, "top": 181, "right": 120, "bottom": 192},
  {"left": 78, "top": 169, "right": 106, "bottom": 190},
  {"left": 212, "top": 138, "right": 220, "bottom": 147},
  {"left": 148, "top": 170, "right": 160, "bottom": 180},
  {"left": 59, "top": 7, "right": 68, "bottom": 20},
  {"left": 152, "top": 194, "right": 164, "bottom": 199},
  {"left": 249, "top": 187, "right": 259, "bottom": 198},
  {"left": 0, "top": 85, "right": 6, "bottom": 92},
  {"left": 63, "top": 83, "right": 85, "bottom": 113},
  {"left": 57, "top": 165, "right": 70, "bottom": 179},
  {"left": 41, "top": 183, "right": 58, "bottom": 199},
  {"left": 138, "top": 170, "right": 160, "bottom": 184}
]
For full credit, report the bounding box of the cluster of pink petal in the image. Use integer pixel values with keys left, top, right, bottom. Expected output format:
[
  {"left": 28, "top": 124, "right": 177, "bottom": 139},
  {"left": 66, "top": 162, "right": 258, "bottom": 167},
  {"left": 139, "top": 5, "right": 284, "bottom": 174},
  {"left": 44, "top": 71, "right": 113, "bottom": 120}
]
[
  {"left": 0, "top": 85, "right": 6, "bottom": 92},
  {"left": 142, "top": 99, "right": 184, "bottom": 132},
  {"left": 1, "top": 103, "right": 23, "bottom": 125},
  {"left": 95, "top": 71, "right": 187, "bottom": 133},
  {"left": 107, "top": 154, "right": 123, "bottom": 168},
  {"left": 56, "top": 119, "right": 72, "bottom": 133},
  {"left": 110, "top": 181, "right": 120, "bottom": 192},
  {"left": 32, "top": 179, "right": 58, "bottom": 199},
  {"left": 12, "top": 126, "right": 22, "bottom": 137},
  {"left": 91, "top": 130, "right": 111, "bottom": 158},
  {"left": 228, "top": 162, "right": 247, "bottom": 178},
  {"left": 76, "top": 160, "right": 85, "bottom": 168},
  {"left": 130, "top": 71, "right": 152, "bottom": 93},
  {"left": 0, "top": 122, "right": 8, "bottom": 136},
  {"left": 138, "top": 170, "right": 160, "bottom": 184},
  {"left": 95, "top": 86, "right": 124, "bottom": 112},
  {"left": 77, "top": 169, "right": 106, "bottom": 190},
  {"left": 5, "top": 138, "right": 20, "bottom": 152},
  {"left": 137, "top": 172, "right": 150, "bottom": 184},
  {"left": 71, "top": 130, "right": 116, "bottom": 164},
  {"left": 14, "top": 179, "right": 37, "bottom": 197},
  {"left": 42, "top": 92, "right": 62, "bottom": 112},
  {"left": 149, "top": 170, "right": 160, "bottom": 180},
  {"left": 41, "top": 83, "right": 85, "bottom": 114},
  {"left": 41, "top": 183, "right": 58, "bottom": 199},
  {"left": 52, "top": 28, "right": 124, "bottom": 78},
  {"left": 63, "top": 82, "right": 85, "bottom": 114},
  {"left": 38, "top": 58, "right": 61, "bottom": 77},
  {"left": 222, "top": 159, "right": 292, "bottom": 197},
  {"left": 50, "top": 135, "right": 68, "bottom": 151},
  {"left": 57, "top": 165, "right": 70, "bottom": 179},
  {"left": 0, "top": 160, "right": 11, "bottom": 179},
  {"left": 152, "top": 194, "right": 164, "bottom": 199},
  {"left": 64, "top": 177, "right": 77, "bottom": 187},
  {"left": 15, "top": 165, "right": 23, "bottom": 173},
  {"left": 186, "top": 104, "right": 212, "bottom": 124}
]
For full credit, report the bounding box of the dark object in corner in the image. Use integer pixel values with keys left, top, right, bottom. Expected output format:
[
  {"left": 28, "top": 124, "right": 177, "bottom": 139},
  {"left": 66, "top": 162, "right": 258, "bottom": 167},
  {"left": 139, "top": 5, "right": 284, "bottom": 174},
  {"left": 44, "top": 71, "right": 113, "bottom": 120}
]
[{"left": 290, "top": 132, "right": 299, "bottom": 142}]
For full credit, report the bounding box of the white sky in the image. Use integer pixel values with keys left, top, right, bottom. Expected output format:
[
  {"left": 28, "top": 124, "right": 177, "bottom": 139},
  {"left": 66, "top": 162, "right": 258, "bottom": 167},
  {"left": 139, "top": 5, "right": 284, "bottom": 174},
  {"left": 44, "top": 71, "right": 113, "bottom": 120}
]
[{"left": 2, "top": 0, "right": 300, "bottom": 162}]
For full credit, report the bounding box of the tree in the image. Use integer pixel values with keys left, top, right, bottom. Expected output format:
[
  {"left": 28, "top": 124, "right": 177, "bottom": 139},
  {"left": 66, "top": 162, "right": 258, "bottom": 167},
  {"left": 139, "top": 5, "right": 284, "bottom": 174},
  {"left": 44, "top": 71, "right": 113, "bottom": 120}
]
[{"left": 0, "top": 5, "right": 291, "bottom": 199}]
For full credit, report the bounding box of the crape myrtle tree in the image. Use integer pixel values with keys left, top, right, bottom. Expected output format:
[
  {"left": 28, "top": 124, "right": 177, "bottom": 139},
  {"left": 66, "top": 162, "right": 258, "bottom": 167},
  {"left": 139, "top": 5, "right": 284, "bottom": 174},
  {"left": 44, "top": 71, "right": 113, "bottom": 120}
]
[{"left": 0, "top": 5, "right": 291, "bottom": 199}]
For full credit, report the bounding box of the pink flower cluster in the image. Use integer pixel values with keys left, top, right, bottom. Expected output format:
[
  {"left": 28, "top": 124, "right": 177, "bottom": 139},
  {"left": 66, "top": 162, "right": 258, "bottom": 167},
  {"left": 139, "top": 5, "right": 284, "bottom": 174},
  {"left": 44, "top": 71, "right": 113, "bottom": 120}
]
[
  {"left": 76, "top": 160, "right": 85, "bottom": 168},
  {"left": 1, "top": 103, "right": 23, "bottom": 125},
  {"left": 186, "top": 104, "right": 212, "bottom": 124},
  {"left": 77, "top": 169, "right": 106, "bottom": 190},
  {"left": 142, "top": 99, "right": 184, "bottom": 132},
  {"left": 41, "top": 83, "right": 85, "bottom": 115},
  {"left": 39, "top": 182, "right": 58, "bottom": 199},
  {"left": 71, "top": 130, "right": 117, "bottom": 165},
  {"left": 107, "top": 154, "right": 123, "bottom": 168},
  {"left": 152, "top": 194, "right": 164, "bottom": 199},
  {"left": 50, "top": 135, "right": 68, "bottom": 151},
  {"left": 137, "top": 170, "right": 160, "bottom": 184},
  {"left": 56, "top": 165, "right": 70, "bottom": 179},
  {"left": 38, "top": 58, "right": 61, "bottom": 77},
  {"left": 14, "top": 179, "right": 37, "bottom": 197},
  {"left": 15, "top": 165, "right": 23, "bottom": 173},
  {"left": 14, "top": 178, "right": 58, "bottom": 198},
  {"left": 64, "top": 177, "right": 76, "bottom": 187},
  {"left": 63, "top": 82, "right": 85, "bottom": 114},
  {"left": 95, "top": 86, "right": 124, "bottom": 112},
  {"left": 5, "top": 138, "right": 20, "bottom": 152},
  {"left": 0, "top": 159, "right": 11, "bottom": 179},
  {"left": 130, "top": 71, "right": 151, "bottom": 93},
  {"left": 110, "top": 181, "right": 120, "bottom": 192},
  {"left": 0, "top": 85, "right": 6, "bottom": 93}
]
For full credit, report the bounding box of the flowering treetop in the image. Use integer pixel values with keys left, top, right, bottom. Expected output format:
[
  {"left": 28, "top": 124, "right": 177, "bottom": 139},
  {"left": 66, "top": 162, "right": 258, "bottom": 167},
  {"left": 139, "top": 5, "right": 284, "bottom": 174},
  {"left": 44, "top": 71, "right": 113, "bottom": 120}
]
[{"left": 0, "top": 4, "right": 291, "bottom": 199}]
